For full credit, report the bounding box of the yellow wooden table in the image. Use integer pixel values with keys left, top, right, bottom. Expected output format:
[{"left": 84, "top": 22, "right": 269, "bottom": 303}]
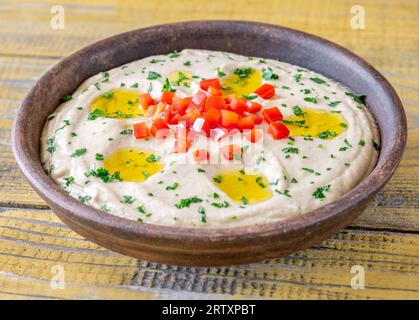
[{"left": 0, "top": 0, "right": 418, "bottom": 299}]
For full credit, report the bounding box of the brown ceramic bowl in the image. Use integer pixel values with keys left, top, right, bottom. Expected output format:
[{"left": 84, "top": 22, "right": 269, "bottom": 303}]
[{"left": 12, "top": 21, "right": 406, "bottom": 266}]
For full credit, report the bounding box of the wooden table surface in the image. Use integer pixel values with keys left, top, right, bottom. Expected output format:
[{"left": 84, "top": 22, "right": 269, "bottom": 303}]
[{"left": 0, "top": 0, "right": 418, "bottom": 299}]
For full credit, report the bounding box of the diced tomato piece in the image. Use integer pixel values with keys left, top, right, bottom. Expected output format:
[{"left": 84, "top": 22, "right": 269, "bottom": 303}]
[
  {"left": 205, "top": 107, "right": 222, "bottom": 125},
  {"left": 161, "top": 91, "right": 174, "bottom": 104},
  {"left": 199, "top": 78, "right": 221, "bottom": 91},
  {"left": 221, "top": 144, "right": 242, "bottom": 161},
  {"left": 255, "top": 83, "right": 276, "bottom": 99},
  {"left": 208, "top": 86, "right": 222, "bottom": 96},
  {"left": 229, "top": 96, "right": 248, "bottom": 114},
  {"left": 179, "top": 110, "right": 201, "bottom": 128},
  {"left": 153, "top": 103, "right": 172, "bottom": 123},
  {"left": 238, "top": 115, "right": 255, "bottom": 131},
  {"left": 133, "top": 122, "right": 149, "bottom": 139},
  {"left": 221, "top": 109, "right": 239, "bottom": 128},
  {"left": 169, "top": 113, "right": 182, "bottom": 125},
  {"left": 172, "top": 97, "right": 191, "bottom": 115},
  {"left": 173, "top": 139, "right": 192, "bottom": 153},
  {"left": 262, "top": 107, "right": 283, "bottom": 123},
  {"left": 192, "top": 117, "right": 211, "bottom": 136},
  {"left": 192, "top": 90, "right": 207, "bottom": 107},
  {"left": 267, "top": 122, "right": 290, "bottom": 140},
  {"left": 138, "top": 93, "right": 155, "bottom": 109},
  {"left": 193, "top": 149, "right": 209, "bottom": 163},
  {"left": 224, "top": 94, "right": 236, "bottom": 104},
  {"left": 250, "top": 113, "right": 263, "bottom": 125},
  {"left": 151, "top": 119, "right": 170, "bottom": 140},
  {"left": 247, "top": 101, "right": 262, "bottom": 113},
  {"left": 186, "top": 102, "right": 204, "bottom": 114},
  {"left": 205, "top": 95, "right": 225, "bottom": 111},
  {"left": 210, "top": 127, "right": 228, "bottom": 141},
  {"left": 245, "top": 128, "right": 262, "bottom": 143},
  {"left": 147, "top": 104, "right": 157, "bottom": 118}
]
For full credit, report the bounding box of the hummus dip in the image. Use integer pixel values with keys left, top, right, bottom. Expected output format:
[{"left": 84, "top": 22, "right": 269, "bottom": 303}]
[{"left": 41, "top": 49, "right": 380, "bottom": 228}]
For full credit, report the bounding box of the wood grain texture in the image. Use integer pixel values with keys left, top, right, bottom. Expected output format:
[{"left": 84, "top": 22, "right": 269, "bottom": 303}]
[{"left": 0, "top": 0, "right": 418, "bottom": 298}]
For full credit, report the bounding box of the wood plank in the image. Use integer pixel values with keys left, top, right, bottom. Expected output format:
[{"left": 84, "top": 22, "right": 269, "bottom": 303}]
[{"left": 0, "top": 207, "right": 417, "bottom": 299}]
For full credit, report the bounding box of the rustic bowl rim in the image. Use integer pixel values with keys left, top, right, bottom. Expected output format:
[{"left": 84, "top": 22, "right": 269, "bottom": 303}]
[{"left": 12, "top": 20, "right": 407, "bottom": 243}]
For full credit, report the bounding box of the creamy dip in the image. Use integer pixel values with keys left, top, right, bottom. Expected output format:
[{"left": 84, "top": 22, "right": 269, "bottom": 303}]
[{"left": 41, "top": 49, "right": 380, "bottom": 228}]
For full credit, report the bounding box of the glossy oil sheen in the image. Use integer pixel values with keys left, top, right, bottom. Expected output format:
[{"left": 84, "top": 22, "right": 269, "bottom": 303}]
[
  {"left": 90, "top": 89, "right": 144, "bottom": 119},
  {"left": 103, "top": 148, "right": 163, "bottom": 182},
  {"left": 222, "top": 69, "right": 262, "bottom": 96},
  {"left": 285, "top": 108, "right": 347, "bottom": 139},
  {"left": 213, "top": 169, "right": 272, "bottom": 204}
]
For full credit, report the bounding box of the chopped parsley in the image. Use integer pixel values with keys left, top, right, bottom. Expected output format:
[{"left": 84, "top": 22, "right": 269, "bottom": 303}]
[
  {"left": 162, "top": 78, "right": 176, "bottom": 92},
  {"left": 198, "top": 206, "right": 206, "bottom": 223},
  {"left": 71, "top": 148, "right": 87, "bottom": 157},
  {"left": 175, "top": 196, "right": 203, "bottom": 209},
  {"left": 275, "top": 189, "right": 291, "bottom": 197},
  {"left": 61, "top": 95, "right": 73, "bottom": 102},
  {"left": 372, "top": 139, "right": 380, "bottom": 151},
  {"left": 122, "top": 195, "right": 135, "bottom": 204},
  {"left": 87, "top": 167, "right": 122, "bottom": 183},
  {"left": 166, "top": 182, "right": 179, "bottom": 190},
  {"left": 146, "top": 154, "right": 160, "bottom": 163},
  {"left": 63, "top": 176, "right": 74, "bottom": 187},
  {"left": 345, "top": 91, "right": 366, "bottom": 104},
  {"left": 313, "top": 184, "right": 331, "bottom": 200},
  {"left": 211, "top": 201, "right": 230, "bottom": 208},
  {"left": 359, "top": 139, "right": 365, "bottom": 146},
  {"left": 213, "top": 175, "right": 222, "bottom": 183},
  {"left": 234, "top": 67, "right": 253, "bottom": 79},
  {"left": 95, "top": 153, "right": 104, "bottom": 161},
  {"left": 147, "top": 71, "right": 161, "bottom": 80},
  {"left": 102, "top": 92, "right": 113, "bottom": 99},
  {"left": 310, "top": 77, "right": 326, "bottom": 84},
  {"left": 241, "top": 196, "right": 248, "bottom": 205},
  {"left": 120, "top": 128, "right": 133, "bottom": 135},
  {"left": 262, "top": 67, "right": 279, "bottom": 81},
  {"left": 282, "top": 147, "right": 299, "bottom": 154},
  {"left": 293, "top": 106, "right": 304, "bottom": 116},
  {"left": 304, "top": 97, "right": 318, "bottom": 103},
  {"left": 88, "top": 108, "right": 107, "bottom": 120}
]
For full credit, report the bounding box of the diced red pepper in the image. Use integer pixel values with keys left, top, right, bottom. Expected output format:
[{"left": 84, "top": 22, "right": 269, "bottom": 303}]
[
  {"left": 221, "top": 109, "right": 239, "bottom": 128},
  {"left": 238, "top": 115, "right": 255, "bottom": 131},
  {"left": 210, "top": 127, "right": 228, "bottom": 141},
  {"left": 205, "top": 107, "right": 222, "bottom": 125},
  {"left": 221, "top": 144, "right": 242, "bottom": 161},
  {"left": 193, "top": 149, "right": 209, "bottom": 163},
  {"left": 146, "top": 104, "right": 156, "bottom": 118},
  {"left": 250, "top": 113, "right": 264, "bottom": 125},
  {"left": 267, "top": 122, "right": 290, "bottom": 140},
  {"left": 178, "top": 110, "right": 201, "bottom": 128},
  {"left": 172, "top": 97, "right": 191, "bottom": 115},
  {"left": 161, "top": 91, "right": 174, "bottom": 104},
  {"left": 247, "top": 101, "right": 262, "bottom": 113},
  {"left": 169, "top": 113, "right": 182, "bottom": 125},
  {"left": 192, "top": 90, "right": 207, "bottom": 107},
  {"left": 229, "top": 96, "right": 248, "bottom": 114},
  {"left": 208, "top": 86, "right": 222, "bottom": 96},
  {"left": 153, "top": 103, "right": 172, "bottom": 123},
  {"left": 133, "top": 122, "right": 149, "bottom": 139},
  {"left": 151, "top": 119, "right": 170, "bottom": 140},
  {"left": 255, "top": 83, "right": 276, "bottom": 99},
  {"left": 245, "top": 128, "right": 262, "bottom": 143},
  {"left": 262, "top": 107, "right": 283, "bottom": 123},
  {"left": 205, "top": 95, "right": 225, "bottom": 111},
  {"left": 199, "top": 78, "right": 221, "bottom": 91},
  {"left": 138, "top": 93, "right": 155, "bottom": 109},
  {"left": 173, "top": 139, "right": 192, "bottom": 153},
  {"left": 192, "top": 117, "right": 211, "bottom": 136}
]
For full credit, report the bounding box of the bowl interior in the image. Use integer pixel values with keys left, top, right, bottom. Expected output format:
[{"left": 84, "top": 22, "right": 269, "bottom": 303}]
[{"left": 13, "top": 21, "right": 406, "bottom": 240}]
